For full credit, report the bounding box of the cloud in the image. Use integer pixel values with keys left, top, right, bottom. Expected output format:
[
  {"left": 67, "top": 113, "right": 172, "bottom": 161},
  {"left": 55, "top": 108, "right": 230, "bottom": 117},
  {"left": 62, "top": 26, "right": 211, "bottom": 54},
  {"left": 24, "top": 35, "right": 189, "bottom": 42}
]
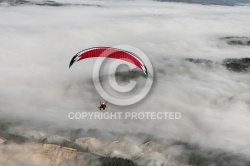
[{"left": 0, "top": 0, "right": 250, "bottom": 162}]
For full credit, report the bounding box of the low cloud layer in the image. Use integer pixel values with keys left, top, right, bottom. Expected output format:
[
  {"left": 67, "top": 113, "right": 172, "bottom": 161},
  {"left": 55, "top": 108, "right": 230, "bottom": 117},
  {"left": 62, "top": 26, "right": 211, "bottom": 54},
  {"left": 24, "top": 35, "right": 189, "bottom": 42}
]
[
  {"left": 156, "top": 0, "right": 250, "bottom": 6},
  {"left": 0, "top": 0, "right": 250, "bottom": 163}
]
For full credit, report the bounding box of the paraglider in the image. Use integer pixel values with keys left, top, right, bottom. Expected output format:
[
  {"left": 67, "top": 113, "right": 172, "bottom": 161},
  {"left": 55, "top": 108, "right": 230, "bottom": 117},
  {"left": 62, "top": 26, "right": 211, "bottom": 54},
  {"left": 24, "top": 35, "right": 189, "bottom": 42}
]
[
  {"left": 69, "top": 47, "right": 148, "bottom": 76},
  {"left": 69, "top": 47, "right": 150, "bottom": 109},
  {"left": 98, "top": 101, "right": 107, "bottom": 110}
]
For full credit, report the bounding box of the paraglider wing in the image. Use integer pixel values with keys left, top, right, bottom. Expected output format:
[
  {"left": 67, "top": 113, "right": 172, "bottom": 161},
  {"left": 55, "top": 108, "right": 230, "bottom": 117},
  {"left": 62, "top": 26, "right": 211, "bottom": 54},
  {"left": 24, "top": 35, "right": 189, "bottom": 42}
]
[{"left": 69, "top": 47, "right": 147, "bottom": 76}]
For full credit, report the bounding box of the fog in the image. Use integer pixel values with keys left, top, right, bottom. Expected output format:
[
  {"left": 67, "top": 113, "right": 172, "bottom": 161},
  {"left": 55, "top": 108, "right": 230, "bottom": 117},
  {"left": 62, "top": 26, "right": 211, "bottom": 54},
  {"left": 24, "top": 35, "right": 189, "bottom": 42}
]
[
  {"left": 0, "top": 0, "right": 250, "bottom": 162},
  {"left": 156, "top": 0, "right": 250, "bottom": 6}
]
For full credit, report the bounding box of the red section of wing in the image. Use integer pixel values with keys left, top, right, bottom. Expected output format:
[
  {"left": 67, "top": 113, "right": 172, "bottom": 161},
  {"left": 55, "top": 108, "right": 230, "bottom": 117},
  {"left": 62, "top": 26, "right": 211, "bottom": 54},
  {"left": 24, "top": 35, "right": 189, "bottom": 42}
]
[
  {"left": 76, "top": 47, "right": 144, "bottom": 71},
  {"left": 70, "top": 47, "right": 147, "bottom": 75}
]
